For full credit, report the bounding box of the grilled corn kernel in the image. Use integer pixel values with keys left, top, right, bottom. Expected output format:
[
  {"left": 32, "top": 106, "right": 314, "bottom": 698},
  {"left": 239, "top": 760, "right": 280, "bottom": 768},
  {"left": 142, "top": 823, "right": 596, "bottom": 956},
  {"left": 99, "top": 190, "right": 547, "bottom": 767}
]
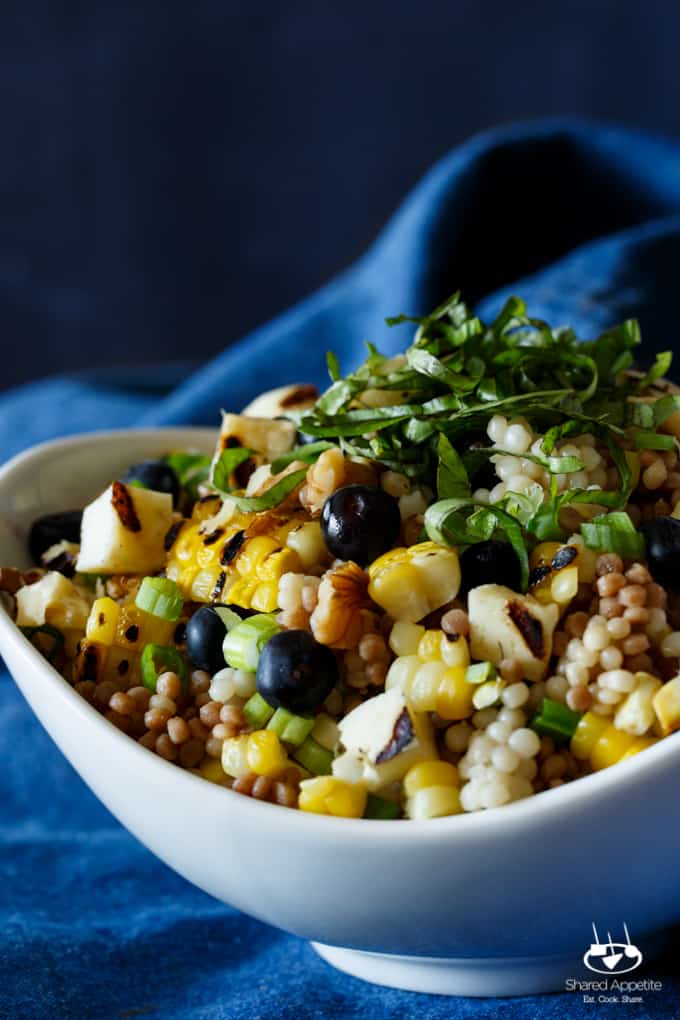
[
  {"left": 298, "top": 776, "right": 367, "bottom": 817},
  {"left": 436, "top": 666, "right": 473, "bottom": 720},
  {"left": 286, "top": 521, "right": 328, "bottom": 569},
  {"left": 85, "top": 597, "right": 120, "bottom": 644},
  {"left": 74, "top": 598, "right": 175, "bottom": 686},
  {"left": 550, "top": 565, "right": 579, "bottom": 605},
  {"left": 221, "top": 734, "right": 251, "bottom": 778},
  {"left": 246, "top": 730, "right": 289, "bottom": 777},
  {"left": 652, "top": 676, "right": 680, "bottom": 735},
  {"left": 590, "top": 724, "right": 639, "bottom": 770},
  {"left": 530, "top": 542, "right": 562, "bottom": 569},
  {"left": 614, "top": 673, "right": 662, "bottom": 736},
  {"left": 570, "top": 711, "right": 610, "bottom": 760},
  {"left": 201, "top": 757, "right": 228, "bottom": 784},
  {"left": 409, "top": 661, "right": 447, "bottom": 711},
  {"left": 440, "top": 633, "right": 470, "bottom": 668},
  {"left": 367, "top": 541, "right": 461, "bottom": 622},
  {"left": 165, "top": 500, "right": 306, "bottom": 607},
  {"left": 619, "top": 736, "right": 658, "bottom": 760},
  {"left": 389, "top": 621, "right": 426, "bottom": 657},
  {"left": 385, "top": 654, "right": 421, "bottom": 694},
  {"left": 406, "top": 785, "right": 462, "bottom": 820},
  {"left": 418, "top": 630, "right": 444, "bottom": 662},
  {"left": 404, "top": 760, "right": 459, "bottom": 797}
]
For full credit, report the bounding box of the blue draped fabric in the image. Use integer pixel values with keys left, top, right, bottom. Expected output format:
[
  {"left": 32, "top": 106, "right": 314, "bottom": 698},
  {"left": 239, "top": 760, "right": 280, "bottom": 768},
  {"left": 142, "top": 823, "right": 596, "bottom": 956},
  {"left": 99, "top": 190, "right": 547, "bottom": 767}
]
[{"left": 1, "top": 120, "right": 679, "bottom": 1019}]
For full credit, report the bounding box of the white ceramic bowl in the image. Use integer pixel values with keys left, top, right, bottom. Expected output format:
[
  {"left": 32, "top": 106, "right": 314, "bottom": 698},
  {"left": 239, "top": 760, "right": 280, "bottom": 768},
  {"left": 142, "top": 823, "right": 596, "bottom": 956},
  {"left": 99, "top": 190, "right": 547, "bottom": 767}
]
[{"left": 1, "top": 428, "right": 679, "bottom": 997}]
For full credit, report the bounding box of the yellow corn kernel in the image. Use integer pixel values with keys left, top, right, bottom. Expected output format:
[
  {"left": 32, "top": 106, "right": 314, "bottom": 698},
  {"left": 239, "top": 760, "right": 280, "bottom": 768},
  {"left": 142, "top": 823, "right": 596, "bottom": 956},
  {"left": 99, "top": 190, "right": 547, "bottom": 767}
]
[
  {"left": 389, "top": 620, "right": 426, "bottom": 657},
  {"left": 530, "top": 542, "right": 562, "bottom": 569},
  {"left": 236, "top": 535, "right": 279, "bottom": 575},
  {"left": 286, "top": 521, "right": 327, "bottom": 569},
  {"left": 409, "top": 661, "right": 447, "bottom": 712},
  {"left": 590, "top": 724, "right": 638, "bottom": 771},
  {"left": 567, "top": 535, "right": 597, "bottom": 583},
  {"left": 406, "top": 785, "right": 462, "bottom": 820},
  {"left": 201, "top": 757, "right": 228, "bottom": 784},
  {"left": 298, "top": 776, "right": 367, "bottom": 818},
  {"left": 550, "top": 565, "right": 579, "bottom": 605},
  {"left": 652, "top": 676, "right": 680, "bottom": 735},
  {"left": 85, "top": 597, "right": 120, "bottom": 644},
  {"left": 418, "top": 630, "right": 443, "bottom": 662},
  {"left": 246, "top": 730, "right": 289, "bottom": 777},
  {"left": 404, "top": 760, "right": 459, "bottom": 797},
  {"left": 619, "top": 736, "right": 658, "bottom": 760},
  {"left": 440, "top": 633, "right": 470, "bottom": 668},
  {"left": 221, "top": 734, "right": 251, "bottom": 778},
  {"left": 249, "top": 581, "right": 280, "bottom": 613},
  {"left": 368, "top": 541, "right": 461, "bottom": 623},
  {"left": 570, "top": 711, "right": 610, "bottom": 760},
  {"left": 385, "top": 654, "right": 421, "bottom": 694},
  {"left": 614, "top": 673, "right": 661, "bottom": 736},
  {"left": 435, "top": 665, "right": 473, "bottom": 720}
]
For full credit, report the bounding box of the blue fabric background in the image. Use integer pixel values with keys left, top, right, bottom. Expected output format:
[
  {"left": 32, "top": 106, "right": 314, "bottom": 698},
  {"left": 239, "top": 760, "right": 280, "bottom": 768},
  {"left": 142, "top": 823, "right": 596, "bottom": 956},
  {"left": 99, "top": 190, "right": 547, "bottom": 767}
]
[{"left": 2, "top": 121, "right": 680, "bottom": 1019}]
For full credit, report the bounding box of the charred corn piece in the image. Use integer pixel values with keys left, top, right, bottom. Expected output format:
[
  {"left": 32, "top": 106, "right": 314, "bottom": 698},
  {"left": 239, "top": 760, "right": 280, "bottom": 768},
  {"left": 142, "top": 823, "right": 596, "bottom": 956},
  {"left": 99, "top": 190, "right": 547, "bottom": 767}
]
[
  {"left": 165, "top": 500, "right": 306, "bottom": 609},
  {"left": 404, "top": 760, "right": 461, "bottom": 820},
  {"left": 529, "top": 542, "right": 579, "bottom": 606},
  {"left": 571, "top": 711, "right": 658, "bottom": 770},
  {"left": 367, "top": 541, "right": 461, "bottom": 623},
  {"left": 298, "top": 776, "right": 367, "bottom": 818},
  {"left": 386, "top": 629, "right": 473, "bottom": 721},
  {"left": 652, "top": 676, "right": 680, "bottom": 735},
  {"left": 73, "top": 597, "right": 176, "bottom": 686}
]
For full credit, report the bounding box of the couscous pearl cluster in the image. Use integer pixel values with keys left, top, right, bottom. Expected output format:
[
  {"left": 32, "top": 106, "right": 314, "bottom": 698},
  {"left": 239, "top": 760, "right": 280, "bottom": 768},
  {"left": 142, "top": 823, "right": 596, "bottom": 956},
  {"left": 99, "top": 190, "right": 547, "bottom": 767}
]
[
  {"left": 474, "top": 415, "right": 608, "bottom": 504},
  {"left": 454, "top": 683, "right": 542, "bottom": 810}
]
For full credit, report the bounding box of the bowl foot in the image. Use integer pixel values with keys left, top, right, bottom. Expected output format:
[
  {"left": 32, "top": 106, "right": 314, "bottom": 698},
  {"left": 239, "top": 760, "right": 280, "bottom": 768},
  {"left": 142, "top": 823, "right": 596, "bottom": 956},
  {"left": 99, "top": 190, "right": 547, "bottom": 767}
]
[{"left": 312, "top": 943, "right": 594, "bottom": 997}]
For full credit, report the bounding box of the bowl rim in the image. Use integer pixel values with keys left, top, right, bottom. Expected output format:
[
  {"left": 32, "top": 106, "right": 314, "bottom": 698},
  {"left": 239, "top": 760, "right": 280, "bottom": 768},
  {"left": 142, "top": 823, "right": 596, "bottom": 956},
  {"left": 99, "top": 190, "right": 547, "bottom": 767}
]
[{"left": 2, "top": 426, "right": 680, "bottom": 840}]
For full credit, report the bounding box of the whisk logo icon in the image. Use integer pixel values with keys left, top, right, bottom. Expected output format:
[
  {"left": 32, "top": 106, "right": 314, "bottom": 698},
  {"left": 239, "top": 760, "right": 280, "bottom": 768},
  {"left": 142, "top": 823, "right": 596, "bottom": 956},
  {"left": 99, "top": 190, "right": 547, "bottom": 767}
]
[{"left": 583, "top": 923, "right": 643, "bottom": 975}]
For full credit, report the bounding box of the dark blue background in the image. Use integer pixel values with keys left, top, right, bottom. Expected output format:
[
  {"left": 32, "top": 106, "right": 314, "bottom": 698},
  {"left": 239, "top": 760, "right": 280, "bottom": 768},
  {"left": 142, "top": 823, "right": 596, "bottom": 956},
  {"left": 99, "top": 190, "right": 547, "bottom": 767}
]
[{"left": 3, "top": 0, "right": 680, "bottom": 389}]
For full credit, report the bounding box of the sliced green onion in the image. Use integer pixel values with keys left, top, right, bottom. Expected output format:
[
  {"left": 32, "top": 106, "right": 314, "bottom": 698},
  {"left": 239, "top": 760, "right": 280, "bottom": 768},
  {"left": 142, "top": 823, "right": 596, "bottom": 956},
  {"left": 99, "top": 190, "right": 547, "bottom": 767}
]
[
  {"left": 465, "top": 661, "right": 497, "bottom": 685},
  {"left": 140, "top": 643, "right": 188, "bottom": 693},
  {"left": 581, "top": 511, "right": 645, "bottom": 560},
  {"left": 471, "top": 680, "right": 503, "bottom": 711},
  {"left": 633, "top": 430, "right": 676, "bottom": 451},
  {"left": 293, "top": 736, "right": 333, "bottom": 775},
  {"left": 20, "top": 623, "right": 65, "bottom": 663},
  {"left": 222, "top": 614, "right": 280, "bottom": 672},
  {"left": 364, "top": 794, "right": 400, "bottom": 820},
  {"left": 530, "top": 697, "right": 581, "bottom": 744},
  {"left": 213, "top": 606, "right": 243, "bottom": 632},
  {"left": 267, "top": 707, "right": 315, "bottom": 746},
  {"left": 243, "top": 691, "right": 275, "bottom": 728},
  {"left": 136, "top": 576, "right": 184, "bottom": 622}
]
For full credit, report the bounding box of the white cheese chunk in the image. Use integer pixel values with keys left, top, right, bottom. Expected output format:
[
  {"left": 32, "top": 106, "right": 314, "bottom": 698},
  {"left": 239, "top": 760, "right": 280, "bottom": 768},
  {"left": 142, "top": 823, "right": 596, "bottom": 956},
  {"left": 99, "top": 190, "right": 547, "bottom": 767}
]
[
  {"left": 468, "top": 584, "right": 559, "bottom": 682},
  {"left": 76, "top": 482, "right": 173, "bottom": 575},
  {"left": 16, "top": 571, "right": 91, "bottom": 631}
]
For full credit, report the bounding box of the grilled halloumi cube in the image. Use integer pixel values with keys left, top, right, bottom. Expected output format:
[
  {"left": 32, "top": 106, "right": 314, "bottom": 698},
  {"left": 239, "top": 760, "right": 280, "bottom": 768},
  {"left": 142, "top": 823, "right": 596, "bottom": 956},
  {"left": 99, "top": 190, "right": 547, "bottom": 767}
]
[
  {"left": 76, "top": 482, "right": 173, "bottom": 575},
  {"left": 241, "top": 383, "right": 318, "bottom": 418},
  {"left": 332, "top": 688, "right": 437, "bottom": 791},
  {"left": 16, "top": 570, "right": 92, "bottom": 632},
  {"left": 468, "top": 584, "right": 559, "bottom": 682}
]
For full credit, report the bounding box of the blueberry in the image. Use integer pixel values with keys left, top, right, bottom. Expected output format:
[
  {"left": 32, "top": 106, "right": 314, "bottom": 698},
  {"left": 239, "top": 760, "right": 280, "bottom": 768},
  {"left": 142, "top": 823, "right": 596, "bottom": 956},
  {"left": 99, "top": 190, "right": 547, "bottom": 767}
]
[
  {"left": 256, "top": 630, "right": 338, "bottom": 713},
  {"left": 321, "top": 485, "right": 401, "bottom": 566},
  {"left": 28, "top": 510, "right": 83, "bottom": 564},
  {"left": 121, "top": 460, "right": 180, "bottom": 507},
  {"left": 641, "top": 516, "right": 680, "bottom": 592},
  {"left": 459, "top": 540, "right": 522, "bottom": 594},
  {"left": 186, "top": 603, "right": 252, "bottom": 673}
]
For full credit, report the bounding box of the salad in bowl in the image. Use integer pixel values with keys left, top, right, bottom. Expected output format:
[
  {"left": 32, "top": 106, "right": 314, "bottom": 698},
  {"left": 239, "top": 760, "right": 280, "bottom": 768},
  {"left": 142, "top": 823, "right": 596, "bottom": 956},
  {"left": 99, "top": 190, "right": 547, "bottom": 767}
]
[{"left": 5, "top": 292, "right": 680, "bottom": 824}]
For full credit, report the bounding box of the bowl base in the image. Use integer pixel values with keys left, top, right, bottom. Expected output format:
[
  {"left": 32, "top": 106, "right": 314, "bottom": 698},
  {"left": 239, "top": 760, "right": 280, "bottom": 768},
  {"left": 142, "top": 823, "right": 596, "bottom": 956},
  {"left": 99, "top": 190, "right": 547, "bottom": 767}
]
[{"left": 312, "top": 943, "right": 594, "bottom": 997}]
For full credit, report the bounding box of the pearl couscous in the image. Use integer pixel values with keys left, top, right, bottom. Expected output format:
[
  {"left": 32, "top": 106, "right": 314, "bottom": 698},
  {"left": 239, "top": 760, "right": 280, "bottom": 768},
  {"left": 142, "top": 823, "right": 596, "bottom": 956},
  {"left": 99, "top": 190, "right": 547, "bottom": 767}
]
[{"left": 5, "top": 293, "right": 680, "bottom": 820}]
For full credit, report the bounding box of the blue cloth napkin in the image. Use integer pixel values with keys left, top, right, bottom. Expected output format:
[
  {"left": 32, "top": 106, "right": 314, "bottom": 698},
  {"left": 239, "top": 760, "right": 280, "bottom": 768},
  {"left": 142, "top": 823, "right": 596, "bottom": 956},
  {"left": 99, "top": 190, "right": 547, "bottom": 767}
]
[{"left": 2, "top": 119, "right": 680, "bottom": 1020}]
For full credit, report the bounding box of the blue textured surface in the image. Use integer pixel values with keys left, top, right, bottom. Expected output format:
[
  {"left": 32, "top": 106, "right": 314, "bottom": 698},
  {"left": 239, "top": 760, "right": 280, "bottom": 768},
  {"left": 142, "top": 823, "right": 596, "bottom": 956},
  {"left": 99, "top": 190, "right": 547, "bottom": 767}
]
[{"left": 2, "top": 121, "right": 680, "bottom": 1019}]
